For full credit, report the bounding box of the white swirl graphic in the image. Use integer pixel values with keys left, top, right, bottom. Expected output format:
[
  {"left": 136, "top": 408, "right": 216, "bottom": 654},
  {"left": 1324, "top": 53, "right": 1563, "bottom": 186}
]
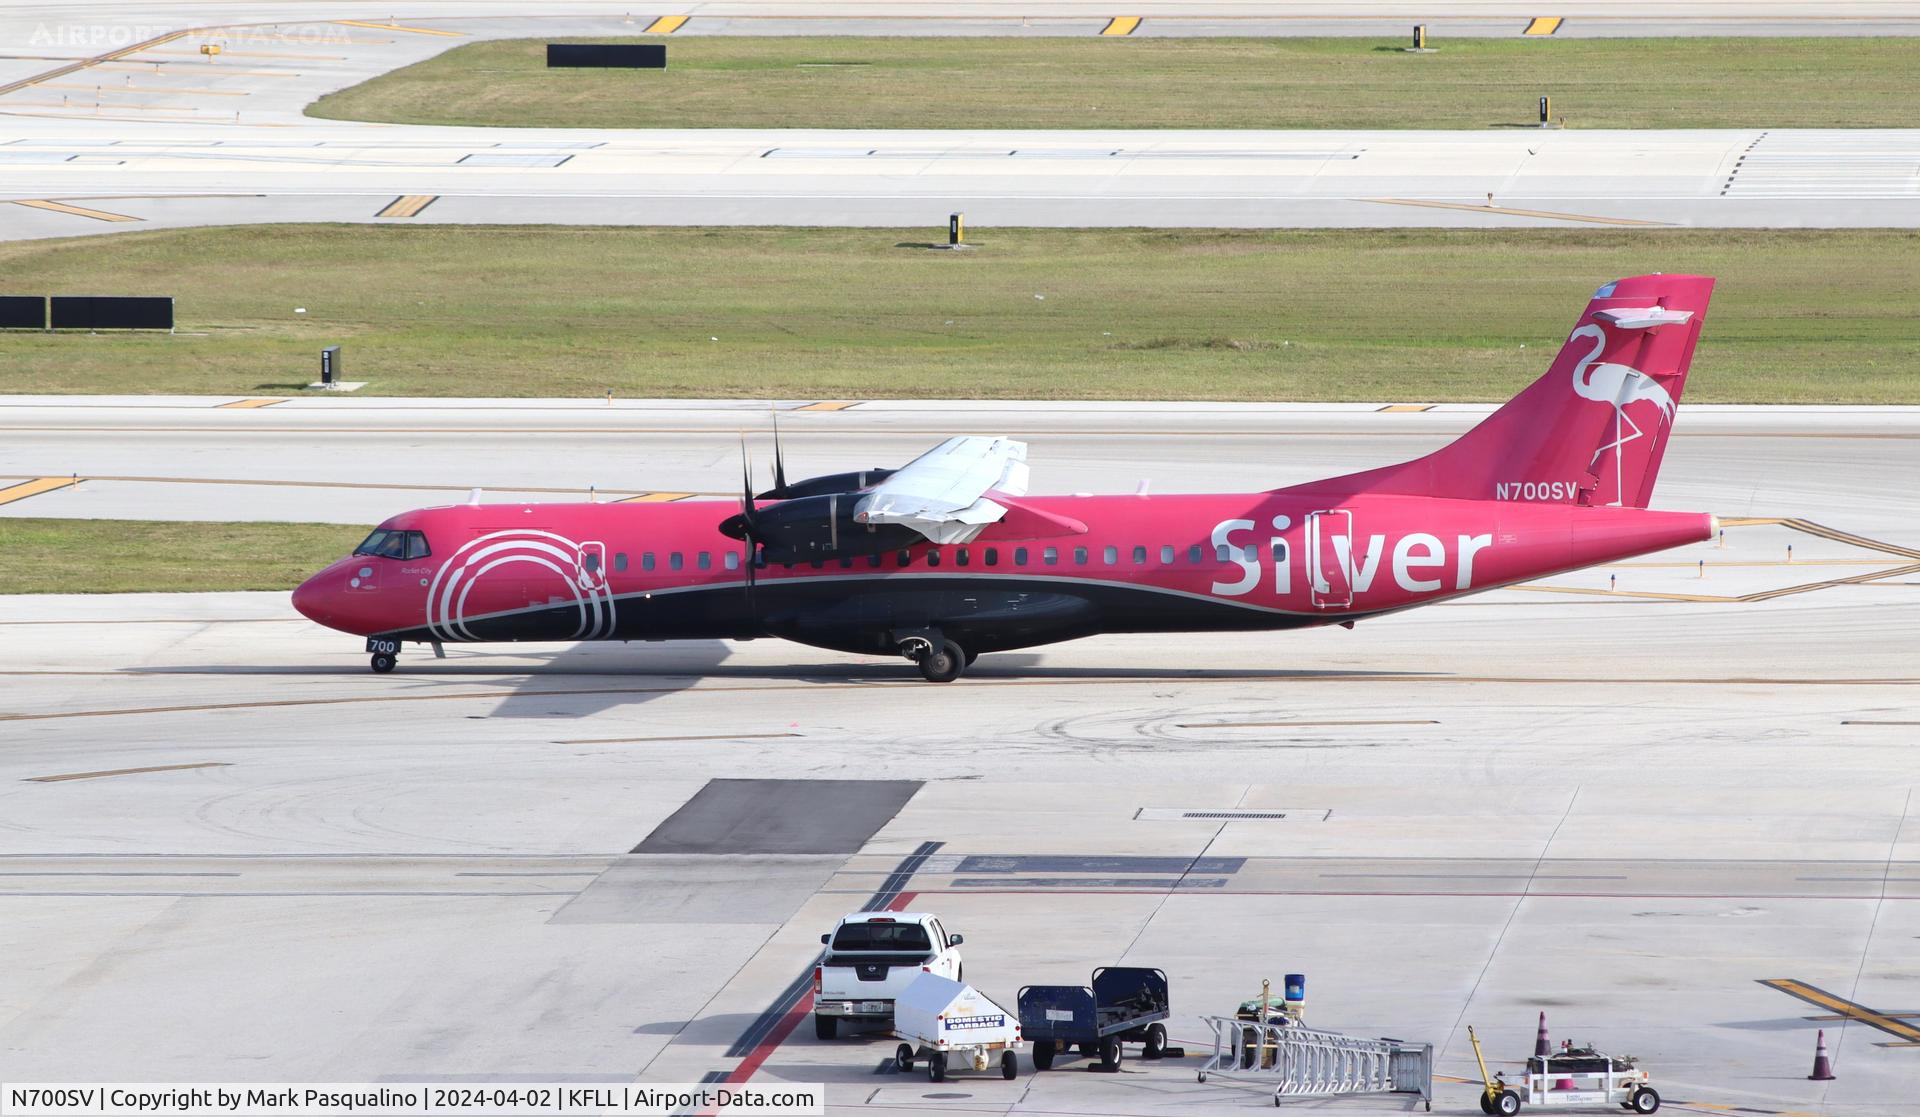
[{"left": 425, "top": 529, "right": 616, "bottom": 642}]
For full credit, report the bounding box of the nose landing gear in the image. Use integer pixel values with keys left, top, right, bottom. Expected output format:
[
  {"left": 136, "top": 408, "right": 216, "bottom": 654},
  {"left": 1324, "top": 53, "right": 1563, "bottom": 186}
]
[{"left": 365, "top": 637, "right": 400, "bottom": 674}]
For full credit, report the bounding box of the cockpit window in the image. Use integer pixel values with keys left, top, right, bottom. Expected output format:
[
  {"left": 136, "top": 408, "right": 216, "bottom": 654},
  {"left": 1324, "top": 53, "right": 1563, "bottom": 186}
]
[{"left": 355, "top": 529, "right": 430, "bottom": 560}]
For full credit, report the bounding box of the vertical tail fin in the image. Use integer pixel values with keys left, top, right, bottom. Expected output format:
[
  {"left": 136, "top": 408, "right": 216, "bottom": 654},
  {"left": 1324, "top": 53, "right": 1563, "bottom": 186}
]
[{"left": 1328, "top": 274, "right": 1714, "bottom": 508}]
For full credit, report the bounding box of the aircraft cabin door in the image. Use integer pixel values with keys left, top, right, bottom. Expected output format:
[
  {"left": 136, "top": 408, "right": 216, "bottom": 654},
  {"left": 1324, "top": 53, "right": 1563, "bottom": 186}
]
[{"left": 1307, "top": 509, "right": 1354, "bottom": 608}]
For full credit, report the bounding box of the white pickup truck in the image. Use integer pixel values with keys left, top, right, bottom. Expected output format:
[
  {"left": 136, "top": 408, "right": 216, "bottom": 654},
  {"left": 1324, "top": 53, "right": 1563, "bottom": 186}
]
[{"left": 812, "top": 912, "right": 964, "bottom": 1039}]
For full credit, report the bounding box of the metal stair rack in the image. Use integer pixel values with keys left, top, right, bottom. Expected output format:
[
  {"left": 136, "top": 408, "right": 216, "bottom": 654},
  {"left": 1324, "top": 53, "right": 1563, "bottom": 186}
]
[{"left": 1197, "top": 1016, "right": 1432, "bottom": 1110}]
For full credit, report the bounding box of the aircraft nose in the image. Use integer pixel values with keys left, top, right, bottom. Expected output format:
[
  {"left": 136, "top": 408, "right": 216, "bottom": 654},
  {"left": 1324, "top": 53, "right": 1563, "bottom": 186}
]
[{"left": 291, "top": 571, "right": 330, "bottom": 626}]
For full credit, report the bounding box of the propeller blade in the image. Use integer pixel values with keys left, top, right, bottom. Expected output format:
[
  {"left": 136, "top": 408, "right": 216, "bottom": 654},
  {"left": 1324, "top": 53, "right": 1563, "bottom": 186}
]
[
  {"left": 738, "top": 435, "right": 759, "bottom": 592},
  {"left": 771, "top": 408, "right": 789, "bottom": 494}
]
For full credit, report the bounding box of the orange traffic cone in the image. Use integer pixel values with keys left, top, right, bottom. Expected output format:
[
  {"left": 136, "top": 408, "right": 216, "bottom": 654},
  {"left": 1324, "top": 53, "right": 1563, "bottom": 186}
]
[
  {"left": 1535, "top": 1011, "right": 1551, "bottom": 1058},
  {"left": 1808, "top": 1029, "right": 1835, "bottom": 1081}
]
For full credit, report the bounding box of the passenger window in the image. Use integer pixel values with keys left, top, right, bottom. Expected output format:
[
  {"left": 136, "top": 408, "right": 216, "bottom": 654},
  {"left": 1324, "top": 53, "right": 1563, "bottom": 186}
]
[
  {"left": 897, "top": 550, "right": 912, "bottom": 567},
  {"left": 809, "top": 559, "right": 823, "bottom": 570},
  {"left": 1014, "top": 547, "right": 1028, "bottom": 565},
  {"left": 642, "top": 553, "right": 656, "bottom": 572},
  {"left": 669, "top": 553, "right": 683, "bottom": 571},
  {"left": 1189, "top": 544, "right": 1204, "bottom": 563},
  {"left": 698, "top": 552, "right": 712, "bottom": 570},
  {"left": 927, "top": 550, "right": 941, "bottom": 567},
  {"left": 1132, "top": 545, "right": 1147, "bottom": 564},
  {"left": 724, "top": 552, "right": 740, "bottom": 571},
  {"left": 839, "top": 556, "right": 854, "bottom": 569},
  {"left": 1217, "top": 544, "right": 1232, "bottom": 562},
  {"left": 1044, "top": 547, "right": 1058, "bottom": 566},
  {"left": 868, "top": 554, "right": 883, "bottom": 569},
  {"left": 1243, "top": 544, "right": 1258, "bottom": 562},
  {"left": 956, "top": 548, "right": 971, "bottom": 567},
  {"left": 1271, "top": 540, "right": 1289, "bottom": 562},
  {"left": 583, "top": 552, "right": 601, "bottom": 573},
  {"left": 1160, "top": 545, "right": 1174, "bottom": 564},
  {"left": 1103, "top": 546, "right": 1118, "bottom": 565},
  {"left": 614, "top": 552, "right": 628, "bottom": 573},
  {"left": 984, "top": 548, "right": 999, "bottom": 567}
]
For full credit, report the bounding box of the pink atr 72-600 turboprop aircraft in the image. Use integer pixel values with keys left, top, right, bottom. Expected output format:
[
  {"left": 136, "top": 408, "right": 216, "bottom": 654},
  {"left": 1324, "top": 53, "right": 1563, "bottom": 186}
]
[{"left": 294, "top": 274, "right": 1718, "bottom": 682}]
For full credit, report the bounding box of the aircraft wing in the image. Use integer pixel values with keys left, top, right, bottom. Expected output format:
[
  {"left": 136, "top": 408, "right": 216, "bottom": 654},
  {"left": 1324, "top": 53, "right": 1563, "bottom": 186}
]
[{"left": 853, "top": 436, "right": 1028, "bottom": 545}]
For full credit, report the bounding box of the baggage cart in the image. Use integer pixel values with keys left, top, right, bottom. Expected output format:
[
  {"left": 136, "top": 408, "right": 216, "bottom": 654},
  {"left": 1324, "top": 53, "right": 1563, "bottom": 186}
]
[
  {"left": 891, "top": 972, "right": 1024, "bottom": 1083},
  {"left": 1018, "top": 966, "right": 1171, "bottom": 1071},
  {"left": 1469, "top": 1026, "right": 1659, "bottom": 1114}
]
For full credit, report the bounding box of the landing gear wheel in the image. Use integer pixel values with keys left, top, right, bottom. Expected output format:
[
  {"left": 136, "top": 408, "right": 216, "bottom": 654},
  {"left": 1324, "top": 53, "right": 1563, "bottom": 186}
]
[
  {"left": 1143, "top": 1023, "right": 1168, "bottom": 1060},
  {"left": 1496, "top": 1089, "right": 1522, "bottom": 1115},
  {"left": 1033, "top": 1040, "right": 1055, "bottom": 1070},
  {"left": 894, "top": 1043, "right": 914, "bottom": 1072},
  {"left": 1099, "top": 1035, "right": 1123, "bottom": 1072},
  {"left": 918, "top": 639, "right": 966, "bottom": 683},
  {"left": 927, "top": 1052, "right": 947, "bottom": 1083},
  {"left": 813, "top": 1015, "right": 836, "bottom": 1040},
  {"left": 1001, "top": 1050, "right": 1017, "bottom": 1080},
  {"left": 370, "top": 652, "right": 396, "bottom": 674},
  {"left": 1629, "top": 1088, "right": 1660, "bottom": 1114}
]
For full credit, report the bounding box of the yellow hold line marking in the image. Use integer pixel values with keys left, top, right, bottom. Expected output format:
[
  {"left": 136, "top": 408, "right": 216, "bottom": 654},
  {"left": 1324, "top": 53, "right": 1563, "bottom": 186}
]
[
  {"left": 1367, "top": 197, "right": 1669, "bottom": 227},
  {"left": 1761, "top": 979, "right": 1920, "bottom": 1043},
  {"left": 645, "top": 15, "right": 689, "bottom": 34},
  {"left": 214, "top": 398, "right": 287, "bottom": 409},
  {"left": 376, "top": 194, "right": 438, "bottom": 218},
  {"left": 1523, "top": 17, "right": 1564, "bottom": 36},
  {"left": 26, "top": 762, "right": 229, "bottom": 783},
  {"left": 12, "top": 199, "right": 140, "bottom": 222},
  {"left": 621, "top": 491, "right": 697, "bottom": 503},
  {"left": 0, "top": 476, "right": 83, "bottom": 507},
  {"left": 332, "top": 20, "right": 464, "bottom": 37},
  {"left": 1101, "top": 16, "right": 1142, "bottom": 35}
]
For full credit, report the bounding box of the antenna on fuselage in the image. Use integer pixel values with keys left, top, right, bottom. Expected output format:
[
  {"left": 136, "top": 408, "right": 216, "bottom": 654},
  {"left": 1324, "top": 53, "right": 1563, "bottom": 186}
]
[{"left": 466, "top": 487, "right": 482, "bottom": 506}]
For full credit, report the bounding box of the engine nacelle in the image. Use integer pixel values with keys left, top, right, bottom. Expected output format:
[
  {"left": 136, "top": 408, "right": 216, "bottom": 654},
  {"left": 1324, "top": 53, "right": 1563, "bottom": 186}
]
[
  {"left": 756, "top": 469, "right": 894, "bottom": 501},
  {"left": 720, "top": 493, "right": 920, "bottom": 564}
]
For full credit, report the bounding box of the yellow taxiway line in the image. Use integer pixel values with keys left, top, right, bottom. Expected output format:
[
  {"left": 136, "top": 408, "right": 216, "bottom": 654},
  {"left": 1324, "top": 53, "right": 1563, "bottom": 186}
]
[
  {"left": 26, "top": 762, "right": 230, "bottom": 783},
  {"left": 1101, "top": 17, "right": 1142, "bottom": 35},
  {"left": 1523, "top": 17, "right": 1565, "bottom": 36},
  {"left": 645, "top": 15, "right": 690, "bottom": 34},
  {"left": 12, "top": 199, "right": 140, "bottom": 222},
  {"left": 333, "top": 20, "right": 463, "bottom": 37},
  {"left": 1368, "top": 197, "right": 1669, "bottom": 227},
  {"left": 1761, "top": 979, "right": 1920, "bottom": 1045},
  {"left": 0, "top": 476, "right": 83, "bottom": 507}
]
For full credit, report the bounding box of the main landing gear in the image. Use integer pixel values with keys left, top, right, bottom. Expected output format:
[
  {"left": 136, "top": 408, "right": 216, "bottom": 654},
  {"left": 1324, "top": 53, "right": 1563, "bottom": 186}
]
[{"left": 898, "top": 632, "right": 971, "bottom": 683}]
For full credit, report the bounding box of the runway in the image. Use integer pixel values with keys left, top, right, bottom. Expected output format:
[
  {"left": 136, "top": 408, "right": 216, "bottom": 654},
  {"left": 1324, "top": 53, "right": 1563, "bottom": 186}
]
[
  {"left": 3, "top": 395, "right": 1917, "bottom": 1110},
  {"left": 3, "top": 4, "right": 1918, "bottom": 238}
]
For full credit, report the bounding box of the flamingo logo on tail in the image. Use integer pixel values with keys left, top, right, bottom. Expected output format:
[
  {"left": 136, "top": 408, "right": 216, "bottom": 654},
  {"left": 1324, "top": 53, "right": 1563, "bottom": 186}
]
[{"left": 1568, "top": 324, "right": 1676, "bottom": 507}]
